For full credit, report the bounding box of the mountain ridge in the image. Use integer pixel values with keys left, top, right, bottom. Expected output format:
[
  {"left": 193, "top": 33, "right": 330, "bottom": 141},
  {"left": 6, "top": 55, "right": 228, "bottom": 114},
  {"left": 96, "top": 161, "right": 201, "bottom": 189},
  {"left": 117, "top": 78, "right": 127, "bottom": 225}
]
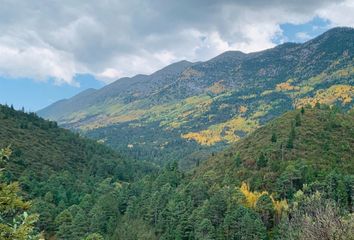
[{"left": 38, "top": 27, "right": 354, "bottom": 166}]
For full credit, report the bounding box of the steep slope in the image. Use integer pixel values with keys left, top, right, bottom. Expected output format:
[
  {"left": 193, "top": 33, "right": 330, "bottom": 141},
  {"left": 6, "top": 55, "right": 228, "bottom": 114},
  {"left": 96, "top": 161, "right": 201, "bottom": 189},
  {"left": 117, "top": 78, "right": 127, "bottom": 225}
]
[
  {"left": 196, "top": 107, "right": 354, "bottom": 194},
  {"left": 38, "top": 27, "right": 354, "bottom": 166},
  {"left": 0, "top": 104, "right": 156, "bottom": 237},
  {"left": 101, "top": 107, "right": 354, "bottom": 239}
]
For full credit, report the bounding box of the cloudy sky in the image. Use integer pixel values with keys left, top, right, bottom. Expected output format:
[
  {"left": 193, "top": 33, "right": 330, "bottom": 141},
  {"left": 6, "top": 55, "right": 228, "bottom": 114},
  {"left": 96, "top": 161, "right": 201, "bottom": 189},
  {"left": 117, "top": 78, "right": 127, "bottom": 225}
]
[{"left": 0, "top": 0, "right": 354, "bottom": 110}]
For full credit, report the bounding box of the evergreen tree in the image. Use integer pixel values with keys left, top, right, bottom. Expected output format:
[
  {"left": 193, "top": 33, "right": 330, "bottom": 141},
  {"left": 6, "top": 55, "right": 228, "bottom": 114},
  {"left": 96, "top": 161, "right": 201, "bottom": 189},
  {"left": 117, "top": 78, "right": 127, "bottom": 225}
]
[
  {"left": 257, "top": 152, "right": 268, "bottom": 168},
  {"left": 271, "top": 132, "right": 277, "bottom": 143},
  {"left": 300, "top": 106, "right": 305, "bottom": 115},
  {"left": 0, "top": 148, "right": 39, "bottom": 240},
  {"left": 223, "top": 205, "right": 267, "bottom": 240},
  {"left": 32, "top": 198, "right": 57, "bottom": 234},
  {"left": 55, "top": 209, "right": 73, "bottom": 239},
  {"left": 85, "top": 233, "right": 104, "bottom": 240},
  {"left": 287, "top": 122, "right": 296, "bottom": 149},
  {"left": 234, "top": 153, "right": 242, "bottom": 167},
  {"left": 195, "top": 218, "right": 215, "bottom": 240},
  {"left": 255, "top": 194, "right": 275, "bottom": 229},
  {"left": 72, "top": 208, "right": 89, "bottom": 239}
]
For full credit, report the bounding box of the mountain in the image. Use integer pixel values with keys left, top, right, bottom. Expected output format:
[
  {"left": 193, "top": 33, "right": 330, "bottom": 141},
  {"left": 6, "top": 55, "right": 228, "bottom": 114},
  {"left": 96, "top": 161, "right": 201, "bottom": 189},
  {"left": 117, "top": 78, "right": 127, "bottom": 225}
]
[
  {"left": 99, "top": 107, "right": 354, "bottom": 239},
  {"left": 0, "top": 104, "right": 156, "bottom": 238},
  {"left": 38, "top": 27, "right": 354, "bottom": 167}
]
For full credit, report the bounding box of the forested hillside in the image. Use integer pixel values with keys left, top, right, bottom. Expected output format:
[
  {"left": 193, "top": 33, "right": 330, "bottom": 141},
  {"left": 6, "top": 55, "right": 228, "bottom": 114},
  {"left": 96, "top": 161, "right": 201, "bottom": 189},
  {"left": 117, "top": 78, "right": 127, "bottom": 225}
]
[
  {"left": 38, "top": 27, "right": 354, "bottom": 167},
  {"left": 56, "top": 106, "right": 351, "bottom": 239},
  {"left": 0, "top": 104, "right": 157, "bottom": 239}
]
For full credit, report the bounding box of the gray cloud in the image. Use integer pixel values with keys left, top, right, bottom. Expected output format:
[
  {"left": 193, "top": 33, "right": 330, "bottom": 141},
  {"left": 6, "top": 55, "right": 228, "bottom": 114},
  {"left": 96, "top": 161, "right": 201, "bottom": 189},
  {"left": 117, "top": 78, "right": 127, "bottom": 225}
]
[{"left": 0, "top": 0, "right": 352, "bottom": 84}]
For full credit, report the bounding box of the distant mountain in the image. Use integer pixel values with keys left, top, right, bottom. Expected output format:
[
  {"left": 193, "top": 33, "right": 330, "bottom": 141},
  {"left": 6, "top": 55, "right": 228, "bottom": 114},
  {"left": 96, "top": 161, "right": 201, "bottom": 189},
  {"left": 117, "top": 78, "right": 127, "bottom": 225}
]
[{"left": 38, "top": 27, "right": 354, "bottom": 167}]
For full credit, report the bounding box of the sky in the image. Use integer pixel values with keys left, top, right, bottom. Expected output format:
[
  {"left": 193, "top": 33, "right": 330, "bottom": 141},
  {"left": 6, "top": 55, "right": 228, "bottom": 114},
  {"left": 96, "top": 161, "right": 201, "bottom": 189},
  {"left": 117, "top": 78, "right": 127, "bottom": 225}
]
[{"left": 0, "top": 0, "right": 353, "bottom": 111}]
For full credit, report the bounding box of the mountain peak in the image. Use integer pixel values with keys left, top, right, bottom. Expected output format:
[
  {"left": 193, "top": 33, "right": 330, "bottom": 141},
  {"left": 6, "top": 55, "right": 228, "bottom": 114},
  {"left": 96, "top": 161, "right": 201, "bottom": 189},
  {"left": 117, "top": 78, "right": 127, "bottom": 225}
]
[
  {"left": 153, "top": 60, "right": 194, "bottom": 76},
  {"left": 324, "top": 26, "right": 354, "bottom": 34},
  {"left": 305, "top": 26, "right": 354, "bottom": 46},
  {"left": 210, "top": 50, "right": 246, "bottom": 62}
]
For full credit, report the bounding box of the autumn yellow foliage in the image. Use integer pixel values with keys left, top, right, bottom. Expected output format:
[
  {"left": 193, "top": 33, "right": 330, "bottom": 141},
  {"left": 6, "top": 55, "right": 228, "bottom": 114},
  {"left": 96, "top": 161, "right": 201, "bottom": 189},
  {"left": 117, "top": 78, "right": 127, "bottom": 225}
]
[
  {"left": 297, "top": 84, "right": 354, "bottom": 108},
  {"left": 276, "top": 80, "right": 300, "bottom": 91},
  {"left": 207, "top": 80, "right": 226, "bottom": 94},
  {"left": 182, "top": 130, "right": 222, "bottom": 145},
  {"left": 239, "top": 182, "right": 268, "bottom": 208},
  {"left": 239, "top": 105, "right": 248, "bottom": 113},
  {"left": 237, "top": 182, "right": 288, "bottom": 217},
  {"left": 182, "top": 116, "right": 258, "bottom": 145}
]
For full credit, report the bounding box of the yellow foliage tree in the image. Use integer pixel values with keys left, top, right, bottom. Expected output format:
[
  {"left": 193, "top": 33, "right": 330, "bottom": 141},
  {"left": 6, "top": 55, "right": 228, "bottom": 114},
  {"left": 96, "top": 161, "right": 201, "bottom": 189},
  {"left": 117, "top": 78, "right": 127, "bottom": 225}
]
[{"left": 236, "top": 182, "right": 288, "bottom": 221}]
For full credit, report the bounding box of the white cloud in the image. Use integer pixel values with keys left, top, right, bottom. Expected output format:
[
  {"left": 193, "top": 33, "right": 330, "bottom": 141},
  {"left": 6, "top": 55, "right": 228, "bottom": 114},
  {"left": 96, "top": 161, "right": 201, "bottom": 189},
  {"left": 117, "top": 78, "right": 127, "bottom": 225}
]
[
  {"left": 0, "top": 0, "right": 351, "bottom": 85},
  {"left": 98, "top": 68, "right": 124, "bottom": 83},
  {"left": 0, "top": 31, "right": 83, "bottom": 85},
  {"left": 317, "top": 0, "right": 354, "bottom": 27},
  {"left": 296, "top": 32, "right": 312, "bottom": 41}
]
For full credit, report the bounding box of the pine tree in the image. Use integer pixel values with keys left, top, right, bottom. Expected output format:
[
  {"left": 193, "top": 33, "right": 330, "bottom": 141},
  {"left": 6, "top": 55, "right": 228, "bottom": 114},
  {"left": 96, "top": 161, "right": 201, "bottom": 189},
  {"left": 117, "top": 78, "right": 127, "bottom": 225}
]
[
  {"left": 271, "top": 132, "right": 277, "bottom": 143},
  {"left": 195, "top": 218, "right": 215, "bottom": 240},
  {"left": 234, "top": 153, "right": 241, "bottom": 167},
  {"left": 287, "top": 122, "right": 296, "bottom": 149},
  {"left": 55, "top": 209, "right": 73, "bottom": 239},
  {"left": 255, "top": 194, "right": 275, "bottom": 229},
  {"left": 0, "top": 147, "right": 39, "bottom": 240},
  {"left": 85, "top": 233, "right": 104, "bottom": 240},
  {"left": 301, "top": 106, "right": 305, "bottom": 115},
  {"left": 257, "top": 152, "right": 268, "bottom": 168},
  {"left": 223, "top": 205, "right": 267, "bottom": 240},
  {"left": 72, "top": 208, "right": 89, "bottom": 239}
]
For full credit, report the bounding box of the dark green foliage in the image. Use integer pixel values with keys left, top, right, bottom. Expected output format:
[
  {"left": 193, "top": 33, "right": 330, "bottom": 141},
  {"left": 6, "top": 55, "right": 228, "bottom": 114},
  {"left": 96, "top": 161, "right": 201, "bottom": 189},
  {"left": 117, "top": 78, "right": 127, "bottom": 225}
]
[
  {"left": 300, "top": 106, "right": 305, "bottom": 115},
  {"left": 195, "top": 218, "right": 215, "bottom": 240},
  {"left": 0, "top": 104, "right": 157, "bottom": 239},
  {"left": 223, "top": 205, "right": 267, "bottom": 240},
  {"left": 234, "top": 152, "right": 242, "bottom": 167},
  {"left": 72, "top": 209, "right": 89, "bottom": 239},
  {"left": 0, "top": 148, "right": 39, "bottom": 240},
  {"left": 2, "top": 104, "right": 354, "bottom": 239},
  {"left": 276, "top": 164, "right": 302, "bottom": 198},
  {"left": 286, "top": 122, "right": 296, "bottom": 149},
  {"left": 257, "top": 152, "right": 268, "bottom": 168},
  {"left": 255, "top": 194, "right": 275, "bottom": 229},
  {"left": 271, "top": 132, "right": 277, "bottom": 143},
  {"left": 55, "top": 209, "right": 73, "bottom": 240},
  {"left": 85, "top": 233, "right": 104, "bottom": 240}
]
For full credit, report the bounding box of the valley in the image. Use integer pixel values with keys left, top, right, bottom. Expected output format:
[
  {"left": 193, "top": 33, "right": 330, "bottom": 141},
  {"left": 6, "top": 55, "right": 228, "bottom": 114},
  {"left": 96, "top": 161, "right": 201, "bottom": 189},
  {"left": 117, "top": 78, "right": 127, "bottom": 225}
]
[{"left": 0, "top": 16, "right": 353, "bottom": 239}]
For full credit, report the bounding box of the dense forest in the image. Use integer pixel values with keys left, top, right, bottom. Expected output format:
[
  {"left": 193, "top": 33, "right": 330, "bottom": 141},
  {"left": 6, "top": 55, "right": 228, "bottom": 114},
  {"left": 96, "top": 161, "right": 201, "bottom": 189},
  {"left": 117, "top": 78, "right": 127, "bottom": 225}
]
[
  {"left": 0, "top": 104, "right": 157, "bottom": 239},
  {"left": 1, "top": 104, "right": 353, "bottom": 239}
]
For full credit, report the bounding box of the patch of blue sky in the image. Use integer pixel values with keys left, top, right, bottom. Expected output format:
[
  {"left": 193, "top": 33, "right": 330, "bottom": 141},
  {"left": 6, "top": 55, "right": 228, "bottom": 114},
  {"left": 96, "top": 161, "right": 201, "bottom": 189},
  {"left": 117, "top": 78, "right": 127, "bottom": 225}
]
[
  {"left": 0, "top": 74, "right": 103, "bottom": 111},
  {"left": 273, "top": 16, "right": 331, "bottom": 44}
]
